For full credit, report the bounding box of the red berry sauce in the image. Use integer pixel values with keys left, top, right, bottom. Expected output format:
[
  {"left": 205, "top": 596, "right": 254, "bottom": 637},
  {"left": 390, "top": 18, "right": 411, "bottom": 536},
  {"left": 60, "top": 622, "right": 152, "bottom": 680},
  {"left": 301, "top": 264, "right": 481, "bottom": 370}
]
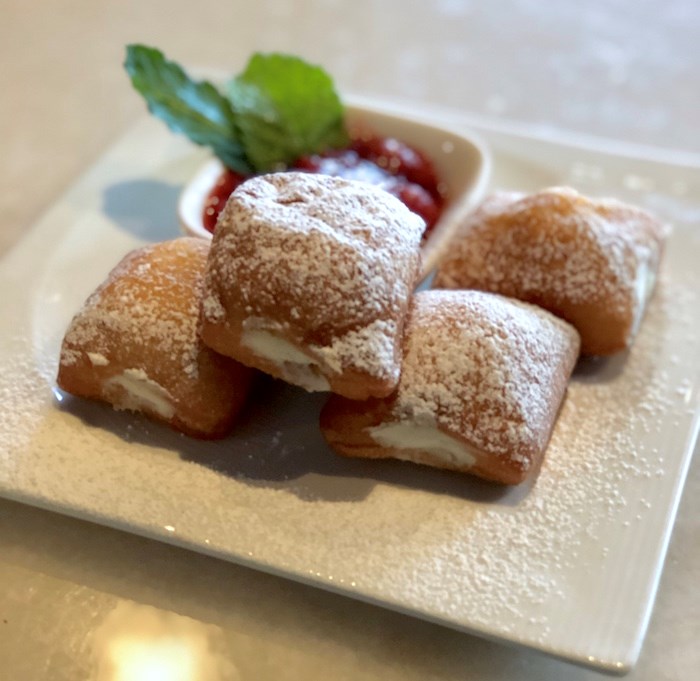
[
  {"left": 202, "top": 169, "right": 248, "bottom": 233},
  {"left": 202, "top": 132, "right": 445, "bottom": 236}
]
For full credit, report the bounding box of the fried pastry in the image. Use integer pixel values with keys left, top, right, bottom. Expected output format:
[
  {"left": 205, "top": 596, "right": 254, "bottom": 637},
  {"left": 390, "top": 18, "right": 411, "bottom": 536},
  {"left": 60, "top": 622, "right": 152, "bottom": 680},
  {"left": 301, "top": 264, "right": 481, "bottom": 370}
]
[
  {"left": 433, "top": 187, "right": 668, "bottom": 355},
  {"left": 200, "top": 171, "right": 424, "bottom": 400},
  {"left": 320, "top": 290, "right": 580, "bottom": 485},
  {"left": 57, "top": 237, "right": 255, "bottom": 438}
]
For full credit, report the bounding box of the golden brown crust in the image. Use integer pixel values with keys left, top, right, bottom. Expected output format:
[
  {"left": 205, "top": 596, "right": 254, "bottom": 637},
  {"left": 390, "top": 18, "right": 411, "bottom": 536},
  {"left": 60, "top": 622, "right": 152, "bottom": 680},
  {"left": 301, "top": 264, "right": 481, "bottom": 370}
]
[
  {"left": 320, "top": 290, "right": 580, "bottom": 485},
  {"left": 57, "top": 237, "right": 255, "bottom": 438},
  {"left": 199, "top": 172, "right": 424, "bottom": 399},
  {"left": 433, "top": 187, "right": 668, "bottom": 356}
]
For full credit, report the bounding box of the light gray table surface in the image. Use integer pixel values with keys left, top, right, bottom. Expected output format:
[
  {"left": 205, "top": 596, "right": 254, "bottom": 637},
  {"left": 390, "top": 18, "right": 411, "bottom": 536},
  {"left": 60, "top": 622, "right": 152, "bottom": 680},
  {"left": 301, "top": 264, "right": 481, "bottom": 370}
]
[{"left": 1, "top": 1, "right": 698, "bottom": 679}]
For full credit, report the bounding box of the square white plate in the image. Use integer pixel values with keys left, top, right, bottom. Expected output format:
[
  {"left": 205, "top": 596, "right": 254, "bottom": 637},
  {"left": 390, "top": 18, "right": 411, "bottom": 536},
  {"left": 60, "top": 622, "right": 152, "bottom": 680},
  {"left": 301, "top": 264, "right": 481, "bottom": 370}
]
[{"left": 1, "top": 96, "right": 698, "bottom": 674}]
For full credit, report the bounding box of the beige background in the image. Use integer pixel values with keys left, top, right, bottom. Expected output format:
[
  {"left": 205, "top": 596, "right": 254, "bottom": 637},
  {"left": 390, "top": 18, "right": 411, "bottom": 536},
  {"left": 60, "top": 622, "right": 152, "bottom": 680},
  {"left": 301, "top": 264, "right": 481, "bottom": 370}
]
[{"left": 1, "top": 1, "right": 698, "bottom": 679}]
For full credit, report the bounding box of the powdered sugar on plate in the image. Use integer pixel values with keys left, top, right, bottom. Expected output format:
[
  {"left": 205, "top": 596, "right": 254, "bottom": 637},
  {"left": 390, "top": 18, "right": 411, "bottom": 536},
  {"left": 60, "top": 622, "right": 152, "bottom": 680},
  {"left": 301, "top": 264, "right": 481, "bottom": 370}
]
[
  {"left": 348, "top": 271, "right": 698, "bottom": 654},
  {"left": 1, "top": 109, "right": 698, "bottom": 673}
]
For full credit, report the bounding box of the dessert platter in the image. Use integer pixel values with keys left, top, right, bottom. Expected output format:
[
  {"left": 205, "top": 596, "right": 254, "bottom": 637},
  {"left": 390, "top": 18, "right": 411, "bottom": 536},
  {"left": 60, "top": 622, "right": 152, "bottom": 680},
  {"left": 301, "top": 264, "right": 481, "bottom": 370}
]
[{"left": 0, "top": 48, "right": 698, "bottom": 673}]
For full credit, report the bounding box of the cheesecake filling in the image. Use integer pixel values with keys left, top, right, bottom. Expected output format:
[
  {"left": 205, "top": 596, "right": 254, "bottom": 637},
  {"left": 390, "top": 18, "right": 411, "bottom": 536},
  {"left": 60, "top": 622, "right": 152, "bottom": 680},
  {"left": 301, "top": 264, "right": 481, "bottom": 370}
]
[
  {"left": 630, "top": 258, "right": 657, "bottom": 339},
  {"left": 241, "top": 328, "right": 330, "bottom": 392},
  {"left": 368, "top": 422, "right": 477, "bottom": 468},
  {"left": 105, "top": 368, "right": 175, "bottom": 419}
]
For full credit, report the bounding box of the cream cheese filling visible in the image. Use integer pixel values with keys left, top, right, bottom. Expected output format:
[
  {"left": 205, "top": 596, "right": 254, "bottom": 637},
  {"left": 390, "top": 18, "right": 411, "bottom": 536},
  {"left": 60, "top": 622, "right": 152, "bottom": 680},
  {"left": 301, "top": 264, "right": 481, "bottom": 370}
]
[
  {"left": 87, "top": 351, "right": 109, "bottom": 366},
  {"left": 105, "top": 368, "right": 175, "bottom": 419},
  {"left": 368, "top": 422, "right": 477, "bottom": 468},
  {"left": 630, "top": 259, "right": 656, "bottom": 339},
  {"left": 241, "top": 328, "right": 330, "bottom": 392}
]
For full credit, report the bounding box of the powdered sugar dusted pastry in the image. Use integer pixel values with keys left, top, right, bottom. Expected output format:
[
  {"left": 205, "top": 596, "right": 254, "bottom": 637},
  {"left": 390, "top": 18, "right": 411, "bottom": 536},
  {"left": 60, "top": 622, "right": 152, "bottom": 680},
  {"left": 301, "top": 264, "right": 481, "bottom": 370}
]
[
  {"left": 320, "top": 290, "right": 580, "bottom": 484},
  {"left": 57, "top": 238, "right": 255, "bottom": 438},
  {"left": 433, "top": 187, "right": 668, "bottom": 356},
  {"left": 200, "top": 172, "right": 424, "bottom": 399}
]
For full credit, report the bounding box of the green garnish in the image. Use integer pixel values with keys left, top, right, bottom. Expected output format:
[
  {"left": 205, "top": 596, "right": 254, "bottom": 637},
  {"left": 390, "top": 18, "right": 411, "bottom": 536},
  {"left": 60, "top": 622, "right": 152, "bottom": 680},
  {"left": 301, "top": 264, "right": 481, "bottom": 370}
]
[
  {"left": 227, "top": 53, "right": 348, "bottom": 171},
  {"left": 124, "top": 45, "right": 252, "bottom": 174},
  {"left": 124, "top": 45, "right": 348, "bottom": 174}
]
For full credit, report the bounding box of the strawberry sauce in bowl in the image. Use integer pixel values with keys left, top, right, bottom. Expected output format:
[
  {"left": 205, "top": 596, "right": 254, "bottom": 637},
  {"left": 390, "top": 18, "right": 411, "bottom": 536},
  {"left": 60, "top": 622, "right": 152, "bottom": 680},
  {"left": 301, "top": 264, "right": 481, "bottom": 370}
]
[
  {"left": 202, "top": 131, "right": 445, "bottom": 236},
  {"left": 179, "top": 99, "right": 491, "bottom": 279}
]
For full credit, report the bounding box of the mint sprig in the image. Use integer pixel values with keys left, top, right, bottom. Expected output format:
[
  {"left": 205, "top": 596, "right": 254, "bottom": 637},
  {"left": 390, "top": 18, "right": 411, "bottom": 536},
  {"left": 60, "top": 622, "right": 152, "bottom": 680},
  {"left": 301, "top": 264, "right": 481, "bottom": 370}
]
[
  {"left": 227, "top": 53, "right": 348, "bottom": 171},
  {"left": 124, "top": 45, "right": 252, "bottom": 174},
  {"left": 124, "top": 45, "right": 348, "bottom": 174}
]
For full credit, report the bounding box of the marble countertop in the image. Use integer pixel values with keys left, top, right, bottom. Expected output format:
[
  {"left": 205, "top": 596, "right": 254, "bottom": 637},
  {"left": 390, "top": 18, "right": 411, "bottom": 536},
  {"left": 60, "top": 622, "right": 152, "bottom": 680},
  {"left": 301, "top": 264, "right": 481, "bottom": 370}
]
[{"left": 1, "top": 1, "right": 698, "bottom": 679}]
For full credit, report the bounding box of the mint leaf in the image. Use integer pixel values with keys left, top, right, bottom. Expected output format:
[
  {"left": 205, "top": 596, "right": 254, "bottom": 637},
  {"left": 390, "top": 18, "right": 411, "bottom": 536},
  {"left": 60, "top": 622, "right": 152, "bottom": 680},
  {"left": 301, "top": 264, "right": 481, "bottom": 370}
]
[
  {"left": 124, "top": 45, "right": 253, "bottom": 174},
  {"left": 227, "top": 53, "right": 348, "bottom": 171}
]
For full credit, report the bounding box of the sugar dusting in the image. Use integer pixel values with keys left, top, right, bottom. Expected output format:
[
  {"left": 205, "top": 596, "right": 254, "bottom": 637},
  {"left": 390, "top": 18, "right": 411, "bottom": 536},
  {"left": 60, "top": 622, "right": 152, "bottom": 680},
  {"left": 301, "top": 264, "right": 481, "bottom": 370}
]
[
  {"left": 202, "top": 172, "right": 423, "bottom": 382},
  {"left": 365, "top": 272, "right": 698, "bottom": 639},
  {"left": 0, "top": 335, "right": 49, "bottom": 471},
  {"left": 3, "top": 259, "right": 698, "bottom": 643},
  {"left": 315, "top": 317, "right": 399, "bottom": 381},
  {"left": 391, "top": 290, "right": 580, "bottom": 472},
  {"left": 433, "top": 187, "right": 669, "bottom": 353},
  {"left": 60, "top": 240, "right": 207, "bottom": 383},
  {"left": 1, "top": 194, "right": 698, "bottom": 664},
  {"left": 436, "top": 187, "right": 667, "bottom": 307}
]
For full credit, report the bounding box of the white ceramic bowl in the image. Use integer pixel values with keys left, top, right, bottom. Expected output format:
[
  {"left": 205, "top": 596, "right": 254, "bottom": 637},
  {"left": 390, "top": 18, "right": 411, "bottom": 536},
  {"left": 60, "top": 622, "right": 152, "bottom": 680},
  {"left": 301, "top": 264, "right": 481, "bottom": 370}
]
[{"left": 178, "top": 99, "right": 491, "bottom": 278}]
